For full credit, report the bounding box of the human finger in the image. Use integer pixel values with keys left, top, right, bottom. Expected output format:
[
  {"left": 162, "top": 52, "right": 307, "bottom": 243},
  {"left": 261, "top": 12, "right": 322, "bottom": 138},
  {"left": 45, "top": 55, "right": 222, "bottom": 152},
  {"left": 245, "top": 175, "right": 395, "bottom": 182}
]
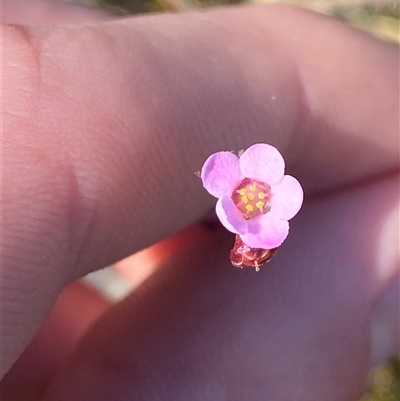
[
  {"left": 41, "top": 174, "right": 399, "bottom": 401},
  {"left": 2, "top": 5, "right": 399, "bottom": 375},
  {"left": 3, "top": 5, "right": 398, "bottom": 277}
]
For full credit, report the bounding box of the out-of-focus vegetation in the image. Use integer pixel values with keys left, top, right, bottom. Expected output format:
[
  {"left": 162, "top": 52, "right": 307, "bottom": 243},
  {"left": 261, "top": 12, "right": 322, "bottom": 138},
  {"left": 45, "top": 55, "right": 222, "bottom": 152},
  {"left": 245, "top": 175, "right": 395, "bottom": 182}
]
[
  {"left": 92, "top": 0, "right": 399, "bottom": 42},
  {"left": 262, "top": 0, "right": 399, "bottom": 42},
  {"left": 75, "top": 0, "right": 399, "bottom": 400},
  {"left": 360, "top": 357, "right": 399, "bottom": 401}
]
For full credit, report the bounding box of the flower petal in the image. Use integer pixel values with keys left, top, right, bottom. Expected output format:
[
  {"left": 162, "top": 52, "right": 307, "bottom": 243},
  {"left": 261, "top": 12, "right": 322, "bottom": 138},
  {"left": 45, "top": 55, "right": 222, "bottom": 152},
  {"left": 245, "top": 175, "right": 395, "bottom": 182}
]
[
  {"left": 241, "top": 213, "right": 289, "bottom": 249},
  {"left": 270, "top": 175, "right": 304, "bottom": 220},
  {"left": 201, "top": 151, "right": 243, "bottom": 198},
  {"left": 239, "top": 143, "right": 285, "bottom": 184},
  {"left": 216, "top": 196, "right": 248, "bottom": 235}
]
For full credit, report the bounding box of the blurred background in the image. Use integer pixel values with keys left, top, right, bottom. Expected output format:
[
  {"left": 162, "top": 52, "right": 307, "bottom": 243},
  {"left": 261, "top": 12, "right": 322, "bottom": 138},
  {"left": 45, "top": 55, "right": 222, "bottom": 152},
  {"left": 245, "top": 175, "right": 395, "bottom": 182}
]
[
  {"left": 64, "top": 0, "right": 399, "bottom": 399},
  {"left": 68, "top": 0, "right": 400, "bottom": 42}
]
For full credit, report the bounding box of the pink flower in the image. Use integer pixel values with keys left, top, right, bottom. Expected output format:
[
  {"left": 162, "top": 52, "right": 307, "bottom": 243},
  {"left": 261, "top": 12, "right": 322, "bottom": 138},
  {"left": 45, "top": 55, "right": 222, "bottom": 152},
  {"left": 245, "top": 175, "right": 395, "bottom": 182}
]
[{"left": 201, "top": 143, "right": 303, "bottom": 249}]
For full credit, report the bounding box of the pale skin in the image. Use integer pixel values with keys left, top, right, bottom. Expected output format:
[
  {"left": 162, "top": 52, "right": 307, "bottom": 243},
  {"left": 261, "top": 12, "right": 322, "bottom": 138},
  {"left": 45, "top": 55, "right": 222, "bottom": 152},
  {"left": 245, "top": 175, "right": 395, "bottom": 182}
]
[{"left": 1, "top": 1, "right": 399, "bottom": 400}]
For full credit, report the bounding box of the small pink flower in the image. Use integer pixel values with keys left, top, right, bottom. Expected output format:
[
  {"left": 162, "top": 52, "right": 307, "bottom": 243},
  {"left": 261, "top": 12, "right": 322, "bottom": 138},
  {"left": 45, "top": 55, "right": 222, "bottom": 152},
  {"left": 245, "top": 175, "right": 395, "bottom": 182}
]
[{"left": 201, "top": 143, "right": 303, "bottom": 249}]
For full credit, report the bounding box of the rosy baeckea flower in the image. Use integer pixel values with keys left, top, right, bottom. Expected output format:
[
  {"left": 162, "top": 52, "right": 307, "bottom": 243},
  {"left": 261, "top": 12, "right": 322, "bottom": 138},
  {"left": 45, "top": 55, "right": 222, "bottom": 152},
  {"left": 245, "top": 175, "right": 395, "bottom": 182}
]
[{"left": 201, "top": 143, "right": 303, "bottom": 251}]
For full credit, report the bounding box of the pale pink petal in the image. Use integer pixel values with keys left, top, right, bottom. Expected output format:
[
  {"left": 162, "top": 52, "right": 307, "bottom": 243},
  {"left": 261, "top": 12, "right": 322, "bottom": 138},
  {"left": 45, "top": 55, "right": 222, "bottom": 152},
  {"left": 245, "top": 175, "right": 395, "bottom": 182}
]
[
  {"left": 241, "top": 213, "right": 289, "bottom": 249},
  {"left": 216, "top": 196, "right": 248, "bottom": 235},
  {"left": 201, "top": 151, "right": 244, "bottom": 198},
  {"left": 270, "top": 175, "right": 304, "bottom": 220},
  {"left": 239, "top": 143, "right": 285, "bottom": 184}
]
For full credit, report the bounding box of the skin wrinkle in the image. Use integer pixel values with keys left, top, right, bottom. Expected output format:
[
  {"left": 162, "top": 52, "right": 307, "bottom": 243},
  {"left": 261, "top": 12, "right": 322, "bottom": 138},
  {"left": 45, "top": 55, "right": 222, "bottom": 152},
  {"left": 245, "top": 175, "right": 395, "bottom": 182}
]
[
  {"left": 63, "top": 156, "right": 99, "bottom": 279},
  {"left": 34, "top": 22, "right": 209, "bottom": 262},
  {"left": 4, "top": 148, "right": 90, "bottom": 280},
  {"left": 2, "top": 93, "right": 93, "bottom": 377},
  {"left": 4, "top": 26, "right": 43, "bottom": 121},
  {"left": 3, "top": 26, "right": 115, "bottom": 278},
  {"left": 30, "top": 24, "right": 183, "bottom": 262}
]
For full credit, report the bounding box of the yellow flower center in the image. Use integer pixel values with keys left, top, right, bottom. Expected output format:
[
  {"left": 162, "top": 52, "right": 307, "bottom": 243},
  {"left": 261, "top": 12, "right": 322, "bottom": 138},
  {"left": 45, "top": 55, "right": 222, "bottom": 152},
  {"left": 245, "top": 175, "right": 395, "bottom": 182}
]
[{"left": 231, "top": 178, "right": 271, "bottom": 219}]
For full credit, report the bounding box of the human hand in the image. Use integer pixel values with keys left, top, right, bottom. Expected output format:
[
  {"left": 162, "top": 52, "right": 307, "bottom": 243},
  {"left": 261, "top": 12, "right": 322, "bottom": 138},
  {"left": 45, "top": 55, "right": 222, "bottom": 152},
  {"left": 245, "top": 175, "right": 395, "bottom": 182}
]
[{"left": 1, "top": 1, "right": 399, "bottom": 400}]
